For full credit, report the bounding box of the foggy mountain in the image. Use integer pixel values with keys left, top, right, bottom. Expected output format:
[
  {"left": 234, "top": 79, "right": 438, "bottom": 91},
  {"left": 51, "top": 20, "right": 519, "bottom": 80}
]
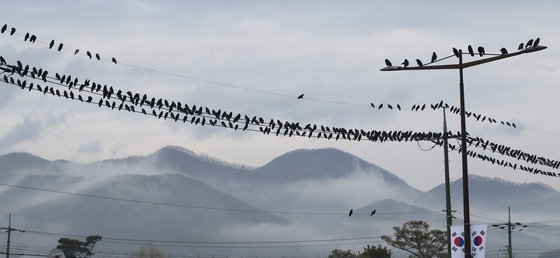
[
  {"left": 0, "top": 146, "right": 558, "bottom": 257},
  {"left": 421, "top": 175, "right": 560, "bottom": 215}
]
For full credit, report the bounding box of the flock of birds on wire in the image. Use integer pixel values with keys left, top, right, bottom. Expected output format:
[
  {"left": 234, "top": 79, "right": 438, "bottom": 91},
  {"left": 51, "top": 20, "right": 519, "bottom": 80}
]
[
  {"left": 384, "top": 38, "right": 541, "bottom": 69},
  {"left": 1, "top": 23, "right": 118, "bottom": 64},
  {"left": 0, "top": 23, "right": 557, "bottom": 178}
]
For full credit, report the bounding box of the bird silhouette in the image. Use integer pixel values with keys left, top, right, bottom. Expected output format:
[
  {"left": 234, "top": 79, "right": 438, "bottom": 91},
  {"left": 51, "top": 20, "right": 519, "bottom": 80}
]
[
  {"left": 49, "top": 40, "right": 55, "bottom": 49},
  {"left": 74, "top": 49, "right": 79, "bottom": 55},
  {"left": 533, "top": 38, "right": 540, "bottom": 47},
  {"left": 10, "top": 27, "right": 15, "bottom": 35},
  {"left": 297, "top": 94, "right": 304, "bottom": 99},
  {"left": 112, "top": 57, "right": 117, "bottom": 64},
  {"left": 86, "top": 51, "right": 92, "bottom": 59},
  {"left": 370, "top": 210, "right": 376, "bottom": 216},
  {"left": 370, "top": 103, "right": 375, "bottom": 108},
  {"left": 57, "top": 43, "right": 63, "bottom": 51},
  {"left": 526, "top": 39, "right": 534, "bottom": 48},
  {"left": 24, "top": 33, "right": 29, "bottom": 41},
  {"left": 467, "top": 45, "right": 474, "bottom": 56},
  {"left": 0, "top": 24, "right": 6, "bottom": 33},
  {"left": 500, "top": 48, "right": 508, "bottom": 55},
  {"left": 348, "top": 209, "right": 353, "bottom": 217},
  {"left": 453, "top": 48, "right": 460, "bottom": 58},
  {"left": 431, "top": 52, "right": 437, "bottom": 63},
  {"left": 29, "top": 35, "right": 36, "bottom": 43},
  {"left": 402, "top": 59, "right": 409, "bottom": 68},
  {"left": 518, "top": 43, "right": 524, "bottom": 50},
  {"left": 385, "top": 59, "right": 392, "bottom": 67},
  {"left": 477, "top": 46, "right": 485, "bottom": 57},
  {"left": 95, "top": 53, "right": 100, "bottom": 60},
  {"left": 416, "top": 59, "right": 423, "bottom": 67}
]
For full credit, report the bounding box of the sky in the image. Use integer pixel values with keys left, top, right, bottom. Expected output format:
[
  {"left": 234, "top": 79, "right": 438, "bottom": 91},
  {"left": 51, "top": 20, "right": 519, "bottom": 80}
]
[{"left": 0, "top": 0, "right": 559, "bottom": 192}]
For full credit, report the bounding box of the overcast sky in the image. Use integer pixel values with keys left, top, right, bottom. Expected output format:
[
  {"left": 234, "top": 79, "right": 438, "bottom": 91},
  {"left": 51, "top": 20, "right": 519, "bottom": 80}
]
[{"left": 0, "top": 0, "right": 559, "bottom": 192}]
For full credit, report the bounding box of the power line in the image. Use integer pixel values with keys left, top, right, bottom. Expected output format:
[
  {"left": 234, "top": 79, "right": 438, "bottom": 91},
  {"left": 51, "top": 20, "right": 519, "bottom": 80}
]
[{"left": 0, "top": 182, "right": 440, "bottom": 217}]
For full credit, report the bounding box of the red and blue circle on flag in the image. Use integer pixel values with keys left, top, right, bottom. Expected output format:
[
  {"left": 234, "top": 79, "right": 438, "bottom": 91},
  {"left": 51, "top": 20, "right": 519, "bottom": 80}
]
[
  {"left": 454, "top": 236, "right": 464, "bottom": 247},
  {"left": 473, "top": 235, "right": 483, "bottom": 246}
]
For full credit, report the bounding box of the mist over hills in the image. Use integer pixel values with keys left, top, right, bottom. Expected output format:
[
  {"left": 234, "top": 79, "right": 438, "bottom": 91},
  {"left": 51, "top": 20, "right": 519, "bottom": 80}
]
[{"left": 0, "top": 146, "right": 558, "bottom": 256}]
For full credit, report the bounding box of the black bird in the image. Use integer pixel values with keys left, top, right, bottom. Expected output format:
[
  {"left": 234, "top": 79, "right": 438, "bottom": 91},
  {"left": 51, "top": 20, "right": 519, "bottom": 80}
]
[
  {"left": 378, "top": 104, "right": 383, "bottom": 109},
  {"left": 431, "top": 52, "right": 437, "bottom": 63},
  {"left": 518, "top": 43, "right": 524, "bottom": 50},
  {"left": 477, "top": 46, "right": 485, "bottom": 57},
  {"left": 49, "top": 40, "right": 54, "bottom": 49},
  {"left": 402, "top": 59, "right": 409, "bottom": 68},
  {"left": 86, "top": 51, "right": 92, "bottom": 59},
  {"left": 348, "top": 209, "right": 353, "bottom": 217},
  {"left": 416, "top": 59, "right": 423, "bottom": 67},
  {"left": 385, "top": 59, "right": 392, "bottom": 67},
  {"left": 112, "top": 57, "right": 117, "bottom": 64},
  {"left": 453, "top": 47, "right": 460, "bottom": 58},
  {"left": 526, "top": 39, "right": 534, "bottom": 48},
  {"left": 297, "top": 94, "right": 304, "bottom": 99},
  {"left": 24, "top": 33, "right": 29, "bottom": 41},
  {"left": 370, "top": 210, "right": 376, "bottom": 216},
  {"left": 370, "top": 103, "right": 375, "bottom": 108},
  {"left": 29, "top": 35, "right": 36, "bottom": 43},
  {"left": 467, "top": 45, "right": 474, "bottom": 56},
  {"left": 57, "top": 43, "right": 63, "bottom": 51},
  {"left": 0, "top": 24, "right": 6, "bottom": 33},
  {"left": 396, "top": 104, "right": 401, "bottom": 110},
  {"left": 533, "top": 38, "right": 540, "bottom": 47},
  {"left": 500, "top": 48, "right": 508, "bottom": 55},
  {"left": 74, "top": 49, "right": 80, "bottom": 55},
  {"left": 95, "top": 53, "right": 100, "bottom": 60},
  {"left": 10, "top": 27, "right": 15, "bottom": 35}
]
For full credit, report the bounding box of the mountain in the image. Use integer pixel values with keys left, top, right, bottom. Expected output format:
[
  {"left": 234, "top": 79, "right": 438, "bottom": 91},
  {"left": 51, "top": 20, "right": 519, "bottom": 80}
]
[
  {"left": 420, "top": 175, "right": 560, "bottom": 214},
  {"left": 1, "top": 146, "right": 559, "bottom": 256}
]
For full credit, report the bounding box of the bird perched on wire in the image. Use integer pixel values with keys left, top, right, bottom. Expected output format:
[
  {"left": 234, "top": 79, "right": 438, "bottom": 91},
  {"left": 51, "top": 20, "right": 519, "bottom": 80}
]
[
  {"left": 402, "top": 59, "right": 409, "bottom": 68},
  {"left": 297, "top": 94, "right": 304, "bottom": 99},
  {"left": 477, "top": 46, "right": 485, "bottom": 57},
  {"left": 533, "top": 38, "right": 540, "bottom": 47},
  {"left": 500, "top": 48, "right": 508, "bottom": 55},
  {"left": 370, "top": 210, "right": 376, "bottom": 216},
  {"left": 517, "top": 43, "right": 524, "bottom": 50},
  {"left": 385, "top": 59, "right": 392, "bottom": 67},
  {"left": 467, "top": 45, "right": 474, "bottom": 56},
  {"left": 453, "top": 48, "right": 460, "bottom": 58},
  {"left": 526, "top": 39, "right": 534, "bottom": 48},
  {"left": 348, "top": 209, "right": 353, "bottom": 217},
  {"left": 416, "top": 59, "right": 423, "bottom": 67},
  {"left": 431, "top": 52, "right": 437, "bottom": 63}
]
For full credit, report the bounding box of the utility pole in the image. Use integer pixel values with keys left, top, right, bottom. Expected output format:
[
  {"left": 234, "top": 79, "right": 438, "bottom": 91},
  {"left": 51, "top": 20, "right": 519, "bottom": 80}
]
[
  {"left": 0, "top": 214, "right": 25, "bottom": 258},
  {"left": 492, "top": 206, "right": 527, "bottom": 258},
  {"left": 443, "top": 107, "right": 453, "bottom": 257},
  {"left": 381, "top": 42, "right": 546, "bottom": 258}
]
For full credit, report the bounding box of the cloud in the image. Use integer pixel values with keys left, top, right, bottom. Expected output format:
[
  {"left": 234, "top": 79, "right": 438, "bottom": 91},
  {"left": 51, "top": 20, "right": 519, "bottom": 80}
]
[{"left": 0, "top": 114, "right": 66, "bottom": 152}]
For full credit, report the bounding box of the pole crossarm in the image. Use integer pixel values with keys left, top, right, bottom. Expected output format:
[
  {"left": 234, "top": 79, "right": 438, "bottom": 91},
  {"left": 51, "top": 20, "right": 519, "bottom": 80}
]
[{"left": 380, "top": 45, "right": 547, "bottom": 71}]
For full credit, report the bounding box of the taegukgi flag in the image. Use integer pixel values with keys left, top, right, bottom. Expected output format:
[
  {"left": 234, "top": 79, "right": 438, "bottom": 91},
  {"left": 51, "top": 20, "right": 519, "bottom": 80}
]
[{"left": 450, "top": 224, "right": 487, "bottom": 258}]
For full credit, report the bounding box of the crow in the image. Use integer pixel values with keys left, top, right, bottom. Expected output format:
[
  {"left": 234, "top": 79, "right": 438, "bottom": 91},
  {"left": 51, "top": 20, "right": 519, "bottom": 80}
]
[
  {"left": 500, "top": 48, "right": 508, "bottom": 55},
  {"left": 453, "top": 48, "right": 460, "bottom": 58},
  {"left": 385, "top": 59, "right": 392, "bottom": 67},
  {"left": 468, "top": 45, "right": 474, "bottom": 56},
  {"left": 477, "top": 46, "right": 485, "bottom": 57}
]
